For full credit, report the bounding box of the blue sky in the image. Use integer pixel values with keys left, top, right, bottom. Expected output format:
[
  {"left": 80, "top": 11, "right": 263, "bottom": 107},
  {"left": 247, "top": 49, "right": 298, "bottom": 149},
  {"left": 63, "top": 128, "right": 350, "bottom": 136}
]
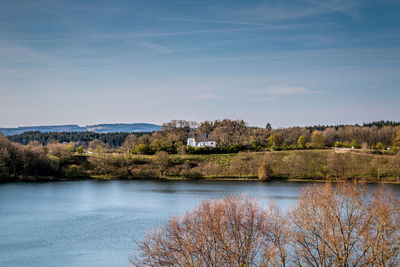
[{"left": 0, "top": 0, "right": 399, "bottom": 128}]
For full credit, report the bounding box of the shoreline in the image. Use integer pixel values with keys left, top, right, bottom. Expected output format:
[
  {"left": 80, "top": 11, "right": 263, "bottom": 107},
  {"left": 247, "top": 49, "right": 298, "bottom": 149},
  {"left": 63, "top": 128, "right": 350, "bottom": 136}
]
[{"left": 1, "top": 175, "right": 399, "bottom": 184}]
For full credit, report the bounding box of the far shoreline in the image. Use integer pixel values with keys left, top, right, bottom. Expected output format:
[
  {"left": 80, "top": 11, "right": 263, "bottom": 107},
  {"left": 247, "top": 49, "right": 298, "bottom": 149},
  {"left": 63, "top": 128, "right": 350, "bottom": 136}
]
[{"left": 2, "top": 175, "right": 399, "bottom": 184}]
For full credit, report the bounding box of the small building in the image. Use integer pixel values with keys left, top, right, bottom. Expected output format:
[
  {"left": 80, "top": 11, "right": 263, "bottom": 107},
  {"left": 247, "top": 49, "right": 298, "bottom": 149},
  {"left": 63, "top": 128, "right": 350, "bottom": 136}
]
[
  {"left": 187, "top": 138, "right": 196, "bottom": 147},
  {"left": 197, "top": 141, "right": 217, "bottom": 148},
  {"left": 187, "top": 136, "right": 216, "bottom": 148}
]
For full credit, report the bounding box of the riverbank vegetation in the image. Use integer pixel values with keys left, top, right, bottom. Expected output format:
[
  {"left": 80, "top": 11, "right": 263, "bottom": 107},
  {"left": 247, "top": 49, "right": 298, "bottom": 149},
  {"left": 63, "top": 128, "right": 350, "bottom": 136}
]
[
  {"left": 1, "top": 119, "right": 400, "bottom": 182},
  {"left": 6, "top": 120, "right": 400, "bottom": 154},
  {"left": 132, "top": 183, "right": 400, "bottom": 266}
]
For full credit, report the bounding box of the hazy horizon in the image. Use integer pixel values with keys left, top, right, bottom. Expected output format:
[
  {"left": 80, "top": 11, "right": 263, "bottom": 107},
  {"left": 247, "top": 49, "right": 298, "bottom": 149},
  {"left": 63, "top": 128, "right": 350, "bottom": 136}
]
[
  {"left": 1, "top": 0, "right": 399, "bottom": 128},
  {"left": 1, "top": 119, "right": 399, "bottom": 130}
]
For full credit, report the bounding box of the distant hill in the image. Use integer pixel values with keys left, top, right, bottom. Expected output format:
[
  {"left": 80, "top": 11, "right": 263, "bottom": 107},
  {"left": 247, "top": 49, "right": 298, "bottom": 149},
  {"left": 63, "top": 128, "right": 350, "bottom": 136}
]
[{"left": 0, "top": 123, "right": 161, "bottom": 136}]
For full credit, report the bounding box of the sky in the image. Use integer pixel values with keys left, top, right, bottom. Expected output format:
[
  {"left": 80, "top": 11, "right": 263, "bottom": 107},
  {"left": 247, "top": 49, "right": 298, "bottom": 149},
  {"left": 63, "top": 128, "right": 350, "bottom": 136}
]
[{"left": 0, "top": 0, "right": 399, "bottom": 128}]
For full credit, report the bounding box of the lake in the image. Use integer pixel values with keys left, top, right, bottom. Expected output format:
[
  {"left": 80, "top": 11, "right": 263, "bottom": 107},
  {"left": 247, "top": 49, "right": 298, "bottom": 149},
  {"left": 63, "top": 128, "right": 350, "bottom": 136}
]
[{"left": 1, "top": 180, "right": 399, "bottom": 266}]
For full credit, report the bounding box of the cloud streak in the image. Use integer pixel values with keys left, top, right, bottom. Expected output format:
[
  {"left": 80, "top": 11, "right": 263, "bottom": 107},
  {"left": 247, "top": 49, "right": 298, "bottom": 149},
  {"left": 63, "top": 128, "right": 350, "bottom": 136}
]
[
  {"left": 138, "top": 41, "right": 171, "bottom": 53},
  {"left": 190, "top": 94, "right": 225, "bottom": 100},
  {"left": 248, "top": 96, "right": 279, "bottom": 102},
  {"left": 244, "top": 0, "right": 364, "bottom": 22},
  {"left": 247, "top": 86, "right": 321, "bottom": 102},
  {"left": 0, "top": 0, "right": 399, "bottom": 127},
  {"left": 156, "top": 17, "right": 269, "bottom": 26},
  {"left": 4, "top": 26, "right": 278, "bottom": 43},
  {"left": 264, "top": 86, "right": 320, "bottom": 96}
]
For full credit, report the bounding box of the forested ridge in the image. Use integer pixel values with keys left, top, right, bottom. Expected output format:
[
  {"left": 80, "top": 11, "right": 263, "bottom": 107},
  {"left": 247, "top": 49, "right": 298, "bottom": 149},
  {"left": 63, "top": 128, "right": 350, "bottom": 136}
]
[
  {"left": 1, "top": 119, "right": 400, "bottom": 182},
  {"left": 7, "top": 119, "right": 400, "bottom": 154},
  {"left": 8, "top": 131, "right": 148, "bottom": 147}
]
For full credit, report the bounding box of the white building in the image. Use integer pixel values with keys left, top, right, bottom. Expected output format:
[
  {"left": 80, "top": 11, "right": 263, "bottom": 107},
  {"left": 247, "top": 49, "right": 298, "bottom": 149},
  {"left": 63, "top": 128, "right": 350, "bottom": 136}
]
[
  {"left": 187, "top": 138, "right": 196, "bottom": 147},
  {"left": 187, "top": 137, "right": 216, "bottom": 148},
  {"left": 197, "top": 141, "right": 217, "bottom": 148}
]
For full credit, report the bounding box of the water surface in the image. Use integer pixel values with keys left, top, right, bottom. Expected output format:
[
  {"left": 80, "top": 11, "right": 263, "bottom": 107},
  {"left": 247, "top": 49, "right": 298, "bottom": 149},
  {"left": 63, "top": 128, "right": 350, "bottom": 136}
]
[{"left": 0, "top": 180, "right": 398, "bottom": 266}]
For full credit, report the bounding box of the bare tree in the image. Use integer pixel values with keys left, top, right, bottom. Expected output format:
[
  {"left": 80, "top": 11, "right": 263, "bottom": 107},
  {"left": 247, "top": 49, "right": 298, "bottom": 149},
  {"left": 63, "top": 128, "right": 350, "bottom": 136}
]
[
  {"left": 131, "top": 196, "right": 276, "bottom": 266},
  {"left": 132, "top": 184, "right": 400, "bottom": 267},
  {"left": 291, "top": 182, "right": 400, "bottom": 266},
  {"left": 122, "top": 134, "right": 137, "bottom": 152},
  {"left": 263, "top": 203, "right": 291, "bottom": 266},
  {"left": 368, "top": 187, "right": 400, "bottom": 265},
  {"left": 327, "top": 152, "right": 347, "bottom": 179}
]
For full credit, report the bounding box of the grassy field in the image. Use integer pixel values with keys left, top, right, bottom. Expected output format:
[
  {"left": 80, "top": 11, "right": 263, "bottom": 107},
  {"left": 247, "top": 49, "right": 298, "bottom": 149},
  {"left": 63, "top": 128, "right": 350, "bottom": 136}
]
[{"left": 70, "top": 149, "right": 400, "bottom": 183}]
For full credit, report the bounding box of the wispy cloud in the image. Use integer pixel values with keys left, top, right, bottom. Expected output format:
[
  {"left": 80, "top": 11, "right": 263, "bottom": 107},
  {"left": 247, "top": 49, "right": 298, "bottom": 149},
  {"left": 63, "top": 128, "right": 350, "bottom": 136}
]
[
  {"left": 156, "top": 17, "right": 268, "bottom": 26},
  {"left": 243, "top": 0, "right": 363, "bottom": 22},
  {"left": 138, "top": 41, "right": 171, "bottom": 53},
  {"left": 0, "top": 41, "right": 51, "bottom": 64},
  {"left": 5, "top": 21, "right": 326, "bottom": 44},
  {"left": 248, "top": 96, "right": 279, "bottom": 102},
  {"left": 304, "top": 0, "right": 363, "bottom": 20},
  {"left": 265, "top": 86, "right": 309, "bottom": 95},
  {"left": 7, "top": 26, "right": 274, "bottom": 43},
  {"left": 191, "top": 94, "right": 225, "bottom": 100},
  {"left": 248, "top": 86, "right": 321, "bottom": 102}
]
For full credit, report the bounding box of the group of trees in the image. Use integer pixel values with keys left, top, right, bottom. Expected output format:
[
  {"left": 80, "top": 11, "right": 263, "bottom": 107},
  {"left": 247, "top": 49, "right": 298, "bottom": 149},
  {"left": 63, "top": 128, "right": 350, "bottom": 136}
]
[
  {"left": 3, "top": 130, "right": 400, "bottom": 181},
  {"left": 270, "top": 125, "right": 400, "bottom": 151},
  {"left": 304, "top": 120, "right": 400, "bottom": 132},
  {"left": 5, "top": 120, "right": 400, "bottom": 155},
  {"left": 115, "top": 119, "right": 400, "bottom": 154},
  {"left": 7, "top": 131, "right": 145, "bottom": 147},
  {"left": 8, "top": 131, "right": 150, "bottom": 148},
  {"left": 0, "top": 135, "right": 97, "bottom": 181},
  {"left": 2, "top": 129, "right": 400, "bottom": 181},
  {"left": 0, "top": 135, "right": 57, "bottom": 180},
  {"left": 2, "top": 119, "right": 400, "bottom": 181},
  {"left": 132, "top": 183, "right": 400, "bottom": 266},
  {"left": 121, "top": 119, "right": 400, "bottom": 155}
]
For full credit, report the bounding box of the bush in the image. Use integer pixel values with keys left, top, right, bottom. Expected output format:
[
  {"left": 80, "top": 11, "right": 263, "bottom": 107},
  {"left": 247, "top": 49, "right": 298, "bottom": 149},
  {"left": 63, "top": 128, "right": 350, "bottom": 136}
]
[
  {"left": 258, "top": 154, "right": 273, "bottom": 180},
  {"left": 179, "top": 170, "right": 203, "bottom": 179},
  {"left": 134, "top": 144, "right": 153, "bottom": 155}
]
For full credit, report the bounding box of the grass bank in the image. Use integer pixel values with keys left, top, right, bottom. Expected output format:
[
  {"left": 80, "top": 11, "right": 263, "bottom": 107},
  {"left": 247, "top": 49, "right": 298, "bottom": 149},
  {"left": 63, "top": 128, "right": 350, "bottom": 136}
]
[{"left": 54, "top": 149, "right": 399, "bottom": 183}]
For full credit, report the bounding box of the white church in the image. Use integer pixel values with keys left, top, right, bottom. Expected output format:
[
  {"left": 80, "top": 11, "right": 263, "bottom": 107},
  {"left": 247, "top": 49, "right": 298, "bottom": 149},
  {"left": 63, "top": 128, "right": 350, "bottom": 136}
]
[{"left": 187, "top": 137, "right": 217, "bottom": 148}]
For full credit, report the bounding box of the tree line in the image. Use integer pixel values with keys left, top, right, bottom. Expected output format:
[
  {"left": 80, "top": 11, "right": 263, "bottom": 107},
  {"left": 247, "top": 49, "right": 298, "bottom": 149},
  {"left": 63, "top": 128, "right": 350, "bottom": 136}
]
[
  {"left": 6, "top": 120, "right": 400, "bottom": 155},
  {"left": 2, "top": 119, "right": 400, "bottom": 182},
  {"left": 2, "top": 133, "right": 400, "bottom": 182},
  {"left": 7, "top": 131, "right": 146, "bottom": 147},
  {"left": 0, "top": 135, "right": 58, "bottom": 180},
  {"left": 132, "top": 183, "right": 400, "bottom": 266},
  {"left": 120, "top": 119, "right": 400, "bottom": 155}
]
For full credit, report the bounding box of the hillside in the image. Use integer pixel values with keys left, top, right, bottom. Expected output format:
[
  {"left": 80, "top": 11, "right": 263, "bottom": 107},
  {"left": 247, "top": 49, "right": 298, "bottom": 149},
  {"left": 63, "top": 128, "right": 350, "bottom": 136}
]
[{"left": 0, "top": 123, "right": 161, "bottom": 136}]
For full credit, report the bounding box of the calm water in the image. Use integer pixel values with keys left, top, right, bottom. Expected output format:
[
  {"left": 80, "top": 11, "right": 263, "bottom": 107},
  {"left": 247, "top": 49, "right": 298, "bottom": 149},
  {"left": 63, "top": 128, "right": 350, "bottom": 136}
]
[{"left": 0, "top": 180, "right": 399, "bottom": 267}]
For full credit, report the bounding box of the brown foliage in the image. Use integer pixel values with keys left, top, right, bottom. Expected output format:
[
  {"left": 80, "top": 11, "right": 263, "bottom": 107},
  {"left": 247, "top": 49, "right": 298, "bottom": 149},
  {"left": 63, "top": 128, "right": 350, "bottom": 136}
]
[
  {"left": 133, "top": 183, "right": 400, "bottom": 266},
  {"left": 292, "top": 183, "right": 400, "bottom": 266},
  {"left": 258, "top": 154, "right": 274, "bottom": 180},
  {"left": 132, "top": 196, "right": 285, "bottom": 266},
  {"left": 327, "top": 152, "right": 347, "bottom": 179}
]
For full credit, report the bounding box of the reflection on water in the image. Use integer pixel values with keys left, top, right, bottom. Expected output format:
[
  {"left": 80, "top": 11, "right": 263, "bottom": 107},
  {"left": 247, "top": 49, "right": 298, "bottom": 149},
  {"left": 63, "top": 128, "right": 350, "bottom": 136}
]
[{"left": 0, "top": 180, "right": 399, "bottom": 267}]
